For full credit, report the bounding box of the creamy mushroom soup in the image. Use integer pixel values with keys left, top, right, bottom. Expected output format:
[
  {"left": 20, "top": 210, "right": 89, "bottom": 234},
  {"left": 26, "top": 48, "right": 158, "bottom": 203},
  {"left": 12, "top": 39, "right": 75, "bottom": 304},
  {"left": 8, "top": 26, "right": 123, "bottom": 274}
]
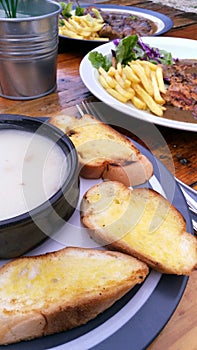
[{"left": 0, "top": 129, "right": 68, "bottom": 220}]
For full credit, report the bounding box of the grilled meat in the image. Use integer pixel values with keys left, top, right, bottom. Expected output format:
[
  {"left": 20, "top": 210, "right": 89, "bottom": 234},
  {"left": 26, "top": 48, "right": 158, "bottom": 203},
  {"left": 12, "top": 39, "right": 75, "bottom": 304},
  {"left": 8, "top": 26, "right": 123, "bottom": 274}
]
[
  {"left": 84, "top": 8, "right": 157, "bottom": 39},
  {"left": 99, "top": 12, "right": 157, "bottom": 39},
  {"left": 163, "top": 60, "right": 197, "bottom": 118}
]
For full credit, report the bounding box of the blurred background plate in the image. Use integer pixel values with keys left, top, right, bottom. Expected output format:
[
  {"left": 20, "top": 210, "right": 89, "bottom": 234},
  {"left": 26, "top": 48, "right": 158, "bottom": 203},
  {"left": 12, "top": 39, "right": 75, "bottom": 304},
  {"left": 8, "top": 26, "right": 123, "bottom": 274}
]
[{"left": 59, "top": 4, "right": 173, "bottom": 49}]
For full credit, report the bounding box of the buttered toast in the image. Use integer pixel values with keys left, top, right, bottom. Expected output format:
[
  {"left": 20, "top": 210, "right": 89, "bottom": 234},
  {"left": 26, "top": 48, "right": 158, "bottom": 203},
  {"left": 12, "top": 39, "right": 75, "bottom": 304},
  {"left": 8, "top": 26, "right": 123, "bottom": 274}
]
[
  {"left": 81, "top": 181, "right": 197, "bottom": 275},
  {"left": 0, "top": 247, "right": 148, "bottom": 345},
  {"left": 49, "top": 114, "right": 153, "bottom": 186}
]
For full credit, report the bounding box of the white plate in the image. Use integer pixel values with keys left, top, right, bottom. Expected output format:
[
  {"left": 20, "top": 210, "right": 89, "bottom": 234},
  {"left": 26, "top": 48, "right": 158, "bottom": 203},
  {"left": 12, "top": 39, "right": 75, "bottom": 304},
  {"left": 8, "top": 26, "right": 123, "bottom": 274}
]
[
  {"left": 80, "top": 36, "right": 197, "bottom": 131},
  {"left": 59, "top": 4, "right": 173, "bottom": 42}
]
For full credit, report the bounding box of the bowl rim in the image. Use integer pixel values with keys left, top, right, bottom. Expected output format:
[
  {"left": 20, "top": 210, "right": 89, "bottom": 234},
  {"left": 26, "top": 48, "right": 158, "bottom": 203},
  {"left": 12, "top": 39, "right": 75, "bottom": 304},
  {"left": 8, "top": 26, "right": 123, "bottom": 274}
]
[{"left": 0, "top": 114, "right": 79, "bottom": 227}]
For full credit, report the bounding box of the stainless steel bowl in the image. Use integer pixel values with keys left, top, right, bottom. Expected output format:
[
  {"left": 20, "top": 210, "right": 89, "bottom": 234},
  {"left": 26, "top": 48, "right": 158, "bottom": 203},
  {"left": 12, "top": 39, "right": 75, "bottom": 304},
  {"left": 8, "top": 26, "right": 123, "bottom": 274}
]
[{"left": 0, "top": 0, "right": 62, "bottom": 100}]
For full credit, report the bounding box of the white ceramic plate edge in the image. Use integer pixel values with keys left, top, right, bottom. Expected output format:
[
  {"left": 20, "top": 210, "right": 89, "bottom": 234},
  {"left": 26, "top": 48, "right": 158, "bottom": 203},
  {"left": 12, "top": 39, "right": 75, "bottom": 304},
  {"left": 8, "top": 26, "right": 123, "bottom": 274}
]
[{"left": 79, "top": 36, "right": 197, "bottom": 131}]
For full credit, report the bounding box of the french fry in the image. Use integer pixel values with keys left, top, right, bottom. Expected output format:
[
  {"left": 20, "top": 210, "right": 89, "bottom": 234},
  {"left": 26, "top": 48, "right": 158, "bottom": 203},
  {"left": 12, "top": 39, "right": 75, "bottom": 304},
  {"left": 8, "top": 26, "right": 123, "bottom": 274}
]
[
  {"left": 123, "top": 65, "right": 140, "bottom": 83},
  {"left": 132, "top": 96, "right": 147, "bottom": 110},
  {"left": 141, "top": 62, "right": 151, "bottom": 79},
  {"left": 59, "top": 14, "right": 106, "bottom": 41},
  {"left": 151, "top": 70, "right": 165, "bottom": 104},
  {"left": 77, "top": 30, "right": 92, "bottom": 38},
  {"left": 130, "top": 62, "right": 154, "bottom": 96},
  {"left": 99, "top": 75, "right": 110, "bottom": 89},
  {"left": 88, "top": 24, "right": 104, "bottom": 32},
  {"left": 97, "top": 58, "right": 166, "bottom": 117},
  {"left": 115, "top": 83, "right": 134, "bottom": 100},
  {"left": 140, "top": 60, "right": 157, "bottom": 71},
  {"left": 132, "top": 83, "right": 163, "bottom": 116},
  {"left": 98, "top": 67, "right": 116, "bottom": 88},
  {"left": 93, "top": 37, "right": 111, "bottom": 41},
  {"left": 61, "top": 20, "right": 76, "bottom": 31},
  {"left": 117, "top": 62, "right": 123, "bottom": 75},
  {"left": 59, "top": 27, "right": 83, "bottom": 39},
  {"left": 106, "top": 88, "right": 128, "bottom": 103},
  {"left": 114, "top": 71, "right": 131, "bottom": 89},
  {"left": 107, "top": 66, "right": 116, "bottom": 77},
  {"left": 127, "top": 86, "right": 135, "bottom": 97},
  {"left": 69, "top": 18, "right": 82, "bottom": 31},
  {"left": 156, "top": 66, "right": 166, "bottom": 94}
]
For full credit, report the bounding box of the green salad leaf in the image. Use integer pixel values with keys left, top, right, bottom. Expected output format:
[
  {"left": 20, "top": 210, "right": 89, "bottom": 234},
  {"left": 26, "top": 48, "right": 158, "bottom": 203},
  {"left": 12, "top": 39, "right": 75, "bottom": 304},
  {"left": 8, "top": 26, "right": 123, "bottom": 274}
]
[
  {"left": 59, "top": 2, "right": 84, "bottom": 18},
  {"left": 115, "top": 35, "right": 138, "bottom": 65},
  {"left": 60, "top": 2, "right": 73, "bottom": 18},
  {"left": 92, "top": 8, "right": 103, "bottom": 21},
  {"left": 75, "top": 6, "right": 84, "bottom": 16},
  {"left": 155, "top": 49, "right": 174, "bottom": 65},
  {"left": 88, "top": 52, "right": 112, "bottom": 71},
  {"left": 59, "top": 18, "right": 65, "bottom": 27},
  {"left": 88, "top": 35, "right": 175, "bottom": 71}
]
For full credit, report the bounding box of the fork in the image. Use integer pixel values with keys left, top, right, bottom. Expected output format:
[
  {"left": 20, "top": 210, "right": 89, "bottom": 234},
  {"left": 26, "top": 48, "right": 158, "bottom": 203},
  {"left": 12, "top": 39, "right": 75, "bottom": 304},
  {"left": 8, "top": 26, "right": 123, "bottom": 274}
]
[
  {"left": 76, "top": 100, "right": 197, "bottom": 233},
  {"left": 76, "top": 100, "right": 104, "bottom": 120}
]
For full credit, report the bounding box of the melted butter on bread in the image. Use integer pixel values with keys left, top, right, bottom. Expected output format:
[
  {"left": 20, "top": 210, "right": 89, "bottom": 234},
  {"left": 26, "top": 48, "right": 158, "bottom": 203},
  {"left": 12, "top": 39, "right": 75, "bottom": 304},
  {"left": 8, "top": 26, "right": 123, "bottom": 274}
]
[
  {"left": 0, "top": 248, "right": 148, "bottom": 313},
  {"left": 50, "top": 114, "right": 139, "bottom": 163},
  {"left": 81, "top": 181, "right": 197, "bottom": 275},
  {"left": 49, "top": 114, "right": 154, "bottom": 186}
]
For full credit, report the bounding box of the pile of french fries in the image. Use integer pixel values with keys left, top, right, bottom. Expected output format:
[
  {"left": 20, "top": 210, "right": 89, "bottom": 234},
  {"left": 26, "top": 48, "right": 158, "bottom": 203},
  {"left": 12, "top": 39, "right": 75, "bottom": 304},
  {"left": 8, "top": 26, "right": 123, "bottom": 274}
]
[
  {"left": 59, "top": 14, "right": 108, "bottom": 41},
  {"left": 98, "top": 60, "right": 167, "bottom": 117}
]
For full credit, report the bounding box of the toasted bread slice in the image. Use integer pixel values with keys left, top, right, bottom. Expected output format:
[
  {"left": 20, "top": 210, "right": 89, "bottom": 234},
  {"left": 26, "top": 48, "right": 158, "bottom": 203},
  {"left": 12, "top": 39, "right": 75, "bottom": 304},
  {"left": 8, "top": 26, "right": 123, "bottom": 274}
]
[
  {"left": 49, "top": 114, "right": 153, "bottom": 186},
  {"left": 81, "top": 181, "right": 197, "bottom": 275},
  {"left": 0, "top": 247, "right": 148, "bottom": 345}
]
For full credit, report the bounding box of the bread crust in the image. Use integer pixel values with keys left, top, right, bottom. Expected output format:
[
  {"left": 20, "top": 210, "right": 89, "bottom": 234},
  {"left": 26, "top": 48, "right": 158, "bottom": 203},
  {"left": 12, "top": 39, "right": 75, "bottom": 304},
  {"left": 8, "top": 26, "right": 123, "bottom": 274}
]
[
  {"left": 0, "top": 285, "right": 136, "bottom": 345},
  {"left": 0, "top": 247, "right": 148, "bottom": 345},
  {"left": 50, "top": 114, "right": 153, "bottom": 186},
  {"left": 102, "top": 154, "right": 153, "bottom": 187}
]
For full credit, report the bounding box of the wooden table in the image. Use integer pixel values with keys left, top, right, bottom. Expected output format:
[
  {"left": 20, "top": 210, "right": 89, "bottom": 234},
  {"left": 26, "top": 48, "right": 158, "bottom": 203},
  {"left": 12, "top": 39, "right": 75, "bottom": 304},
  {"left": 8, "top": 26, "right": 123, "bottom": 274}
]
[{"left": 0, "top": 1, "right": 196, "bottom": 349}]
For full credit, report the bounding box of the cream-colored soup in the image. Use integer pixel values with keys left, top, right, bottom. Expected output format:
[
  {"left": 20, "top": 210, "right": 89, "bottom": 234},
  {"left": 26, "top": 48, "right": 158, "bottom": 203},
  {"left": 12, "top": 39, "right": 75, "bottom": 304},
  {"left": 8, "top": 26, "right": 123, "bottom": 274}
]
[{"left": 0, "top": 129, "right": 68, "bottom": 220}]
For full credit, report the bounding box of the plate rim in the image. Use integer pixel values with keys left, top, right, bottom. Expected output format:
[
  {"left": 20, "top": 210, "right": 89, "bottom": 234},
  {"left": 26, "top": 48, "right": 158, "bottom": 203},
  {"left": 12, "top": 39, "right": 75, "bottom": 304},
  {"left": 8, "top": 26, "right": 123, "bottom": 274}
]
[
  {"left": 59, "top": 4, "right": 174, "bottom": 42},
  {"left": 79, "top": 36, "right": 197, "bottom": 131},
  {"left": 0, "top": 127, "right": 192, "bottom": 350}
]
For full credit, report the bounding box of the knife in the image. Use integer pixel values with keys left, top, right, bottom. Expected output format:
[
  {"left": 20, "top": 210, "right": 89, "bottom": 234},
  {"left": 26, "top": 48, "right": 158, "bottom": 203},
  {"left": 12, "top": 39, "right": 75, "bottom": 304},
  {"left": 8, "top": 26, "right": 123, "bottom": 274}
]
[
  {"left": 175, "top": 178, "right": 197, "bottom": 232},
  {"left": 149, "top": 176, "right": 197, "bottom": 232}
]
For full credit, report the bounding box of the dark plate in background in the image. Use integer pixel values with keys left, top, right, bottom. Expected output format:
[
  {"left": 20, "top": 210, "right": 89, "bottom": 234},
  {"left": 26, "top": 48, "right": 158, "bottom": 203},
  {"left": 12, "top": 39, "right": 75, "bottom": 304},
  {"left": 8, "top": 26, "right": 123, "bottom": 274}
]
[{"left": 58, "top": 4, "right": 173, "bottom": 51}]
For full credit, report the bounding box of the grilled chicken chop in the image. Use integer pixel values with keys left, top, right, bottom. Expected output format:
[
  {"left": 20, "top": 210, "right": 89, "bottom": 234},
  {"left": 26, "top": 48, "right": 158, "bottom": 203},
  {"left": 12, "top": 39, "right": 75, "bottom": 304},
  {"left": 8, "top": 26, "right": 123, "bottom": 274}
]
[{"left": 162, "top": 59, "right": 197, "bottom": 118}]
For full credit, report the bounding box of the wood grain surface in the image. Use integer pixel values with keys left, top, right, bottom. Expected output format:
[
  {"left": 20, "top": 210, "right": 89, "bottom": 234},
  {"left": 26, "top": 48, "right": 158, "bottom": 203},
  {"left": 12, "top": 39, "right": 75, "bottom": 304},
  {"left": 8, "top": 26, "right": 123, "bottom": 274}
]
[
  {"left": 0, "top": 2, "right": 196, "bottom": 349},
  {"left": 1, "top": 1, "right": 196, "bottom": 189}
]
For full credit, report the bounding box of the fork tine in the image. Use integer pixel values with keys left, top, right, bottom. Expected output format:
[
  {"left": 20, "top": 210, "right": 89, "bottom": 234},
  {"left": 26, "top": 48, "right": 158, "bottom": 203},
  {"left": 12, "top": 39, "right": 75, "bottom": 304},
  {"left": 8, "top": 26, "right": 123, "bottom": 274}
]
[
  {"left": 81, "top": 100, "right": 91, "bottom": 114},
  {"left": 76, "top": 104, "right": 84, "bottom": 117},
  {"left": 82, "top": 100, "right": 104, "bottom": 120},
  {"left": 76, "top": 101, "right": 97, "bottom": 117},
  {"left": 76, "top": 100, "right": 103, "bottom": 120},
  {"left": 192, "top": 219, "right": 197, "bottom": 232}
]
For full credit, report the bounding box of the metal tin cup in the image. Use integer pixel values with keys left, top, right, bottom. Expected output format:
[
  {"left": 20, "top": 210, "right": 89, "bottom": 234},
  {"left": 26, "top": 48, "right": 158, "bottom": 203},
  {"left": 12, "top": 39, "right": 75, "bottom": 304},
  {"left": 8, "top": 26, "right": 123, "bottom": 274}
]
[{"left": 0, "top": 0, "right": 62, "bottom": 100}]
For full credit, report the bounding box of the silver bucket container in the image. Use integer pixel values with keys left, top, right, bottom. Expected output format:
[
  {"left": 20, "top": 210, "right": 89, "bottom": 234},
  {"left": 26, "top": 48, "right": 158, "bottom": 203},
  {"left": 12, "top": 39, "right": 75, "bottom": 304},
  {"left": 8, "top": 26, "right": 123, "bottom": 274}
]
[{"left": 0, "top": 0, "right": 61, "bottom": 100}]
